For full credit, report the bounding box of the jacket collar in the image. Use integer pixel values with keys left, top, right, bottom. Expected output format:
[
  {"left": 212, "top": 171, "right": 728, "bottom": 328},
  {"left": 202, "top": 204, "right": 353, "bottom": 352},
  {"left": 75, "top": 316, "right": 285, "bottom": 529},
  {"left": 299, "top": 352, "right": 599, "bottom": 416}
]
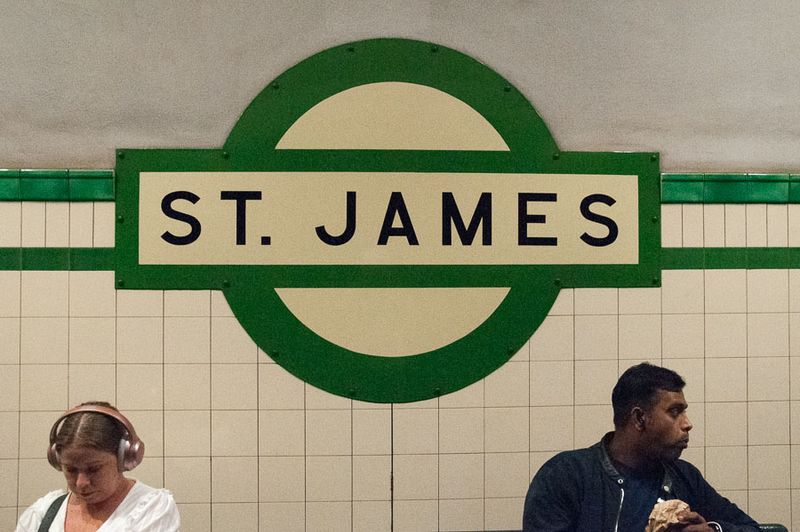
[
  {"left": 597, "top": 432, "right": 623, "bottom": 481},
  {"left": 595, "top": 431, "right": 675, "bottom": 497}
]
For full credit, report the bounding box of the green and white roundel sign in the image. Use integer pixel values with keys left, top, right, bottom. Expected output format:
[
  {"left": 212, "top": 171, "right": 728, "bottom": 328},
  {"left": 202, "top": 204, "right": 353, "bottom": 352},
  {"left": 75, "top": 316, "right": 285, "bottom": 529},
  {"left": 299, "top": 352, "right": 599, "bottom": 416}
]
[{"left": 115, "top": 38, "right": 660, "bottom": 403}]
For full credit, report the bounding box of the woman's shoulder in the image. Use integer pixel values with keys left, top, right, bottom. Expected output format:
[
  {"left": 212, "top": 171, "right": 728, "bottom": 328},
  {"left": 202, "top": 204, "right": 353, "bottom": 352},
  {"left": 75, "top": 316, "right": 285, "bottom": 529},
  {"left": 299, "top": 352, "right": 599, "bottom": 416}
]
[
  {"left": 127, "top": 480, "right": 178, "bottom": 509},
  {"left": 120, "top": 480, "right": 180, "bottom": 529},
  {"left": 28, "top": 489, "right": 68, "bottom": 510},
  {"left": 15, "top": 490, "right": 68, "bottom": 532}
]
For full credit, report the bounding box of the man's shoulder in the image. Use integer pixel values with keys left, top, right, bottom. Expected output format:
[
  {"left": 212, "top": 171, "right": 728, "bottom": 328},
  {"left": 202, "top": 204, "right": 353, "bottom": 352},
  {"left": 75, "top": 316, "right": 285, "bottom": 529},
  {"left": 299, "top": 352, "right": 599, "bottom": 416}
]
[
  {"left": 537, "top": 444, "right": 599, "bottom": 475},
  {"left": 551, "top": 444, "right": 597, "bottom": 460},
  {"left": 669, "top": 457, "right": 703, "bottom": 476},
  {"left": 666, "top": 457, "right": 711, "bottom": 489}
]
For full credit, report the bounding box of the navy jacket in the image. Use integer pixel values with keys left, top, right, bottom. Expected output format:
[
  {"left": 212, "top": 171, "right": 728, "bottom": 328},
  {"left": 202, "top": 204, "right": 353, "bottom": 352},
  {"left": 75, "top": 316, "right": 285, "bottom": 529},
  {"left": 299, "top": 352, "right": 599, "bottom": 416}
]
[{"left": 523, "top": 433, "right": 759, "bottom": 532}]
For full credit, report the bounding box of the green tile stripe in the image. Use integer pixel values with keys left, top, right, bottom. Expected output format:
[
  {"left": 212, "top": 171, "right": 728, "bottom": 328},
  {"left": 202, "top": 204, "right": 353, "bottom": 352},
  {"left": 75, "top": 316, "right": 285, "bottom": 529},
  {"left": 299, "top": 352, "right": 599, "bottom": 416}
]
[
  {"left": 0, "top": 248, "right": 115, "bottom": 270},
  {"left": 0, "top": 169, "right": 114, "bottom": 201},
  {"left": 662, "top": 173, "right": 800, "bottom": 204},
  {"left": 661, "top": 247, "right": 800, "bottom": 269}
]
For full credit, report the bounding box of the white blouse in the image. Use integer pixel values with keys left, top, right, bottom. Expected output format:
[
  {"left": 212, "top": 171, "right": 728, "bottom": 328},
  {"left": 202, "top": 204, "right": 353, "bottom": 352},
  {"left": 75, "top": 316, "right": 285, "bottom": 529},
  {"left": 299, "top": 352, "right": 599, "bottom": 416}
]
[{"left": 15, "top": 480, "right": 180, "bottom": 532}]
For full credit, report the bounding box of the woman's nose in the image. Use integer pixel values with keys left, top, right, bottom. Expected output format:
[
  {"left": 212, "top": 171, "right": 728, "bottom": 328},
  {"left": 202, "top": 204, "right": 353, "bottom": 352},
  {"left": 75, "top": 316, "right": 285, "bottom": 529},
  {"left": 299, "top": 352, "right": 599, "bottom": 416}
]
[{"left": 76, "top": 472, "right": 91, "bottom": 488}]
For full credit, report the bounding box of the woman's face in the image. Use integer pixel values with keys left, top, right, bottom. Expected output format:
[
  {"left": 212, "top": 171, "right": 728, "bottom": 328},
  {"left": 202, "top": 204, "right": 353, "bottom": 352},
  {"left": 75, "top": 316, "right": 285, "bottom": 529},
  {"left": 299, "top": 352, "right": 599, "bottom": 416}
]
[{"left": 59, "top": 446, "right": 125, "bottom": 505}]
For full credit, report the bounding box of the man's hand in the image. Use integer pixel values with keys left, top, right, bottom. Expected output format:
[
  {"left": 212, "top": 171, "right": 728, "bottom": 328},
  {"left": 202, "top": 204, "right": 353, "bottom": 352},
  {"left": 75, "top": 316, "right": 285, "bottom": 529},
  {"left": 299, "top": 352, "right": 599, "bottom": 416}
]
[{"left": 667, "top": 510, "right": 718, "bottom": 531}]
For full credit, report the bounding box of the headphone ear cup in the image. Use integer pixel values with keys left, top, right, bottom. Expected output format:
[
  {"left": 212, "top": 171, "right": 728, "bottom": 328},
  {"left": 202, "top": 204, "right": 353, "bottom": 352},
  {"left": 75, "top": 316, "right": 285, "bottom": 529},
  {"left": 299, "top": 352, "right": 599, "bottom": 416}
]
[
  {"left": 117, "top": 438, "right": 130, "bottom": 472},
  {"left": 47, "top": 443, "right": 61, "bottom": 470},
  {"left": 117, "top": 435, "right": 144, "bottom": 471},
  {"left": 126, "top": 439, "right": 145, "bottom": 471}
]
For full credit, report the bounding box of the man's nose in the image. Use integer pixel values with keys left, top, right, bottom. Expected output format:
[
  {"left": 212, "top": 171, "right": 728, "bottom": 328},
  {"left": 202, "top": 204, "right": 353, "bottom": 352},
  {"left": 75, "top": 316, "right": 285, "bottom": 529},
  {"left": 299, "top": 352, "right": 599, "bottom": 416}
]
[
  {"left": 682, "top": 415, "right": 693, "bottom": 432},
  {"left": 76, "top": 472, "right": 91, "bottom": 488}
]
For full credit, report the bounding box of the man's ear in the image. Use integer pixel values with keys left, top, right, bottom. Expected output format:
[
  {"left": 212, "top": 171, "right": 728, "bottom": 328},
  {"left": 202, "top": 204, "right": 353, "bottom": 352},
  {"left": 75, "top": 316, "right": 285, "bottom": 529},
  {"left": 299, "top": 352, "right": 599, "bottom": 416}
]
[{"left": 632, "top": 407, "right": 646, "bottom": 431}]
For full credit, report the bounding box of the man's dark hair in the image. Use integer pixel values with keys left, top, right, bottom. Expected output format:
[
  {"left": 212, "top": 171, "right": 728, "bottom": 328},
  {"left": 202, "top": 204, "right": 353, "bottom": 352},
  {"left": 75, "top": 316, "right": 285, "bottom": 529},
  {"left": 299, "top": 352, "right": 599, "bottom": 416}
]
[{"left": 612, "top": 363, "right": 685, "bottom": 427}]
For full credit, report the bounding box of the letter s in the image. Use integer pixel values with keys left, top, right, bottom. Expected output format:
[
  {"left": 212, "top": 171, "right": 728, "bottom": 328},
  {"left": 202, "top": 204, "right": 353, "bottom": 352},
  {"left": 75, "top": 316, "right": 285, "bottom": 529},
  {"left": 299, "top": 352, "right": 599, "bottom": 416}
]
[
  {"left": 580, "top": 194, "right": 618, "bottom": 247},
  {"left": 161, "top": 191, "right": 201, "bottom": 245}
]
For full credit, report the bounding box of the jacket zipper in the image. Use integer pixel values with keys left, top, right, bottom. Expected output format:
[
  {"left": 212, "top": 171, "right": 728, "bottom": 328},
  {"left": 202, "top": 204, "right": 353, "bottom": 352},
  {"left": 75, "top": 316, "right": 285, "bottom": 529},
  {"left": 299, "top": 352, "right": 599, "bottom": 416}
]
[{"left": 613, "top": 487, "right": 624, "bottom": 532}]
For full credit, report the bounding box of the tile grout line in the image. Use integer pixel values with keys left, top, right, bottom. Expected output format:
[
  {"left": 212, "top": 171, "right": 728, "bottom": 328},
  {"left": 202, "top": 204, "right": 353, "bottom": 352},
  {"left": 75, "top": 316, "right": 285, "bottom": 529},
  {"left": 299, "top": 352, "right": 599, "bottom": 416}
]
[
  {"left": 15, "top": 203, "right": 22, "bottom": 515},
  {"left": 702, "top": 202, "right": 707, "bottom": 483},
  {"left": 161, "top": 292, "right": 166, "bottom": 498},
  {"left": 483, "top": 359, "right": 487, "bottom": 531},
  {"left": 390, "top": 403, "right": 394, "bottom": 532},
  {"left": 303, "top": 381, "right": 307, "bottom": 531},
  {"left": 744, "top": 206, "right": 753, "bottom": 510},
  {"left": 350, "top": 394, "right": 353, "bottom": 531},
  {"left": 159, "top": 286, "right": 167, "bottom": 491},
  {"left": 616, "top": 287, "right": 620, "bottom": 408},
  {"left": 112, "top": 203, "right": 119, "bottom": 416},
  {"left": 254, "top": 300, "right": 260, "bottom": 531},
  {"left": 207, "top": 293, "right": 213, "bottom": 528},
  {"left": 572, "top": 288, "right": 576, "bottom": 454},
  {"left": 527, "top": 329, "right": 532, "bottom": 523},
  {"left": 437, "top": 393, "right": 442, "bottom": 530},
  {"left": 785, "top": 201, "right": 792, "bottom": 528}
]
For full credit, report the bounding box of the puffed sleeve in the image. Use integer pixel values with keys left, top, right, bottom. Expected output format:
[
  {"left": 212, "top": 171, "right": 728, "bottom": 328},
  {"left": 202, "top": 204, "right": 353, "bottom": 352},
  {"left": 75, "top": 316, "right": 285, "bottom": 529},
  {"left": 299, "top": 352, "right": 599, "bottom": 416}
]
[
  {"left": 125, "top": 487, "right": 181, "bottom": 531},
  {"left": 15, "top": 490, "right": 67, "bottom": 532}
]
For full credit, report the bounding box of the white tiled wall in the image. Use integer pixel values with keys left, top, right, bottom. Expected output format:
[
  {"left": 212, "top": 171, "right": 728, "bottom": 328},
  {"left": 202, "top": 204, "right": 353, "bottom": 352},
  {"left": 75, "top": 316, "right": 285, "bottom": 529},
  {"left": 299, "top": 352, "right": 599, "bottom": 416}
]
[
  {"left": 662, "top": 203, "right": 800, "bottom": 248},
  {"left": 1, "top": 202, "right": 799, "bottom": 530}
]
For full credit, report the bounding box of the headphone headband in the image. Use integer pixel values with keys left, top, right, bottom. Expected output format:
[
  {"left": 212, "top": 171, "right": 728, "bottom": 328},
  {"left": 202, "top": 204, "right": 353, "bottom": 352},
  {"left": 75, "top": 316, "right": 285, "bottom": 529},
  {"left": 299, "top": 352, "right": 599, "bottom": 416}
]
[{"left": 47, "top": 404, "right": 145, "bottom": 472}]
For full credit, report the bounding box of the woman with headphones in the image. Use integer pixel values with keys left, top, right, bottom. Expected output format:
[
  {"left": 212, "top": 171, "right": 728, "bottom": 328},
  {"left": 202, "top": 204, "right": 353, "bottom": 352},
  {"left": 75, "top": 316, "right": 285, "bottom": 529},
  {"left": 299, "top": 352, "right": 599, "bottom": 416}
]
[{"left": 15, "top": 401, "right": 180, "bottom": 531}]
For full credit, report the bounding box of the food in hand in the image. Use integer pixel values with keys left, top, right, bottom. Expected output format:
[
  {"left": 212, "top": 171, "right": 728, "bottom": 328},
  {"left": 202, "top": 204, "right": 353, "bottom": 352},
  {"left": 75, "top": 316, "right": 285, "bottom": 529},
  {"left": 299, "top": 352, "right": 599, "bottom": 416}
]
[{"left": 645, "top": 499, "right": 690, "bottom": 532}]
